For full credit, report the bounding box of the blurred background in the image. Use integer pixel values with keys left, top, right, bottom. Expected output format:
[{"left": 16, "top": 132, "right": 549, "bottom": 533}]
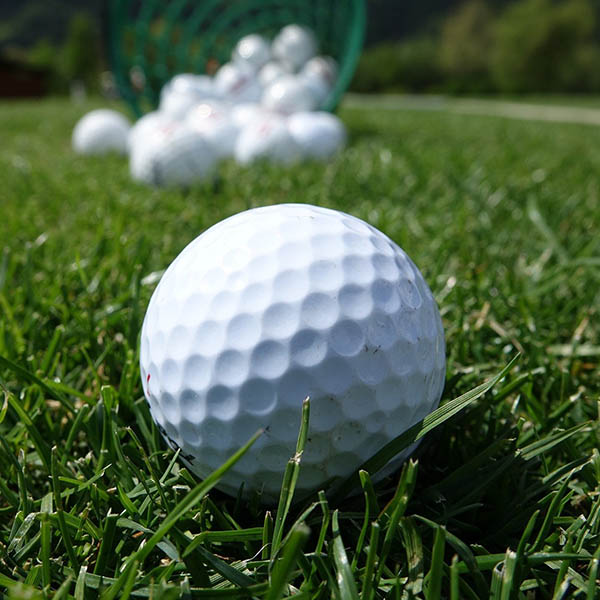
[{"left": 3, "top": 0, "right": 600, "bottom": 101}]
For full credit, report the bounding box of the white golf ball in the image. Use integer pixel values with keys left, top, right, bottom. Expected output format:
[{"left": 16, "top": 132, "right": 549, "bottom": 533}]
[
  {"left": 300, "top": 56, "right": 339, "bottom": 106},
  {"left": 271, "top": 24, "right": 318, "bottom": 71},
  {"left": 186, "top": 102, "right": 239, "bottom": 160},
  {"left": 128, "top": 110, "right": 173, "bottom": 154},
  {"left": 159, "top": 91, "right": 200, "bottom": 121},
  {"left": 261, "top": 75, "right": 318, "bottom": 115},
  {"left": 214, "top": 62, "right": 263, "bottom": 105},
  {"left": 287, "top": 111, "right": 347, "bottom": 160},
  {"left": 230, "top": 103, "right": 269, "bottom": 130},
  {"left": 159, "top": 74, "right": 221, "bottom": 119},
  {"left": 258, "top": 61, "right": 291, "bottom": 88},
  {"left": 235, "top": 115, "right": 302, "bottom": 165},
  {"left": 301, "top": 56, "right": 339, "bottom": 88},
  {"left": 232, "top": 34, "right": 271, "bottom": 71},
  {"left": 130, "top": 122, "right": 217, "bottom": 187},
  {"left": 161, "top": 74, "right": 217, "bottom": 100},
  {"left": 140, "top": 204, "right": 446, "bottom": 501},
  {"left": 72, "top": 109, "right": 131, "bottom": 155}
]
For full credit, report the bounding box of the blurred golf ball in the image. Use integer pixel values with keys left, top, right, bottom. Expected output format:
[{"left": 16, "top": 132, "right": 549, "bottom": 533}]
[
  {"left": 235, "top": 115, "right": 302, "bottom": 165},
  {"left": 214, "top": 62, "right": 263, "bottom": 105},
  {"left": 288, "top": 111, "right": 347, "bottom": 160},
  {"left": 258, "top": 61, "right": 292, "bottom": 88},
  {"left": 161, "top": 74, "right": 217, "bottom": 100},
  {"left": 300, "top": 56, "right": 339, "bottom": 106},
  {"left": 186, "top": 101, "right": 239, "bottom": 160},
  {"left": 230, "top": 103, "right": 269, "bottom": 130},
  {"left": 232, "top": 34, "right": 271, "bottom": 71},
  {"left": 127, "top": 110, "right": 173, "bottom": 154},
  {"left": 130, "top": 123, "right": 217, "bottom": 187},
  {"left": 262, "top": 75, "right": 318, "bottom": 115},
  {"left": 72, "top": 109, "right": 130, "bottom": 155},
  {"left": 271, "top": 24, "right": 318, "bottom": 71}
]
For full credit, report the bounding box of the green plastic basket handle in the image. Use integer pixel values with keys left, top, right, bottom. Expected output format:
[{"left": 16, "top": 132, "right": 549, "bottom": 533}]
[{"left": 108, "top": 0, "right": 366, "bottom": 117}]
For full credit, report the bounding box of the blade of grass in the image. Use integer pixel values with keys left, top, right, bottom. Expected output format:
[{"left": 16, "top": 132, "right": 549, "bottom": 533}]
[
  {"left": 425, "top": 525, "right": 445, "bottom": 600},
  {"left": 75, "top": 565, "right": 88, "bottom": 600},
  {"left": 0, "top": 388, "right": 9, "bottom": 424},
  {"left": 186, "top": 528, "right": 264, "bottom": 553},
  {"left": 360, "top": 522, "right": 380, "bottom": 600},
  {"left": 416, "top": 515, "right": 488, "bottom": 597},
  {"left": 39, "top": 492, "right": 52, "bottom": 588},
  {"left": 263, "top": 511, "right": 273, "bottom": 561},
  {"left": 587, "top": 545, "right": 600, "bottom": 600},
  {"left": 271, "top": 397, "right": 310, "bottom": 560},
  {"left": 500, "top": 550, "right": 518, "bottom": 600},
  {"left": 265, "top": 524, "right": 310, "bottom": 600},
  {"left": 518, "top": 422, "right": 590, "bottom": 462},
  {"left": 60, "top": 403, "right": 90, "bottom": 466},
  {"left": 51, "top": 447, "right": 79, "bottom": 571},
  {"left": 93, "top": 513, "right": 119, "bottom": 576},
  {"left": 119, "top": 559, "right": 140, "bottom": 600},
  {"left": 332, "top": 510, "right": 359, "bottom": 600},
  {"left": 191, "top": 544, "right": 255, "bottom": 588},
  {"left": 54, "top": 576, "right": 73, "bottom": 600},
  {"left": 0, "top": 354, "right": 74, "bottom": 412},
  {"left": 552, "top": 532, "right": 574, "bottom": 598},
  {"left": 7, "top": 392, "right": 52, "bottom": 472},
  {"left": 315, "top": 491, "right": 330, "bottom": 556},
  {"left": 351, "top": 471, "right": 375, "bottom": 571},
  {"left": 399, "top": 516, "right": 424, "bottom": 596},
  {"left": 529, "top": 478, "right": 571, "bottom": 553},
  {"left": 450, "top": 555, "right": 460, "bottom": 600}
]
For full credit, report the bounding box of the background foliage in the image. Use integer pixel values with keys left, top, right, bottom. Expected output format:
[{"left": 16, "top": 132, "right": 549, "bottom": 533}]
[{"left": 353, "top": 0, "right": 600, "bottom": 94}]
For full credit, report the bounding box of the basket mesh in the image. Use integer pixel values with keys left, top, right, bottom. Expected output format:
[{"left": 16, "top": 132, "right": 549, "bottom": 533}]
[{"left": 108, "top": 0, "right": 366, "bottom": 116}]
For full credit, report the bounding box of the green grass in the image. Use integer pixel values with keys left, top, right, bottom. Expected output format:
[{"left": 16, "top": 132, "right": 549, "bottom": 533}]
[{"left": 0, "top": 96, "right": 599, "bottom": 598}]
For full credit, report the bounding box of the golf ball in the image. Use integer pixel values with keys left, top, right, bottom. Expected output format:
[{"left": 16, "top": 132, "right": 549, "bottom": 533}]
[
  {"left": 262, "top": 75, "right": 318, "bottom": 115},
  {"left": 272, "top": 24, "right": 318, "bottom": 71},
  {"left": 140, "top": 204, "right": 446, "bottom": 501},
  {"left": 214, "top": 62, "right": 263, "bottom": 105},
  {"left": 234, "top": 115, "right": 302, "bottom": 165},
  {"left": 287, "top": 111, "right": 347, "bottom": 160},
  {"left": 130, "top": 122, "right": 217, "bottom": 187},
  {"left": 72, "top": 109, "right": 130, "bottom": 155},
  {"left": 300, "top": 56, "right": 339, "bottom": 106},
  {"left": 258, "top": 61, "right": 291, "bottom": 88},
  {"left": 127, "top": 110, "right": 173, "bottom": 155},
  {"left": 232, "top": 34, "right": 271, "bottom": 71},
  {"left": 186, "top": 102, "right": 239, "bottom": 160}
]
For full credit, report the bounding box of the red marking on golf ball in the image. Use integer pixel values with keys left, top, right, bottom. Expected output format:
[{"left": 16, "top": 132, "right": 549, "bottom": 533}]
[
  {"left": 146, "top": 373, "right": 151, "bottom": 395},
  {"left": 259, "top": 122, "right": 272, "bottom": 136},
  {"left": 231, "top": 75, "right": 249, "bottom": 93}
]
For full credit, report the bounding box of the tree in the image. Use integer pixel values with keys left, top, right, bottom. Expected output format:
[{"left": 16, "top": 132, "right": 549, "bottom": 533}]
[
  {"left": 439, "top": 0, "right": 494, "bottom": 92},
  {"left": 491, "top": 0, "right": 600, "bottom": 93},
  {"left": 59, "top": 13, "right": 102, "bottom": 90}
]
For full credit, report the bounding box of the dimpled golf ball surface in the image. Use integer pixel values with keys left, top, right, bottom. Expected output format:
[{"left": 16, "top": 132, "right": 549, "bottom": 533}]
[{"left": 140, "top": 204, "right": 445, "bottom": 501}]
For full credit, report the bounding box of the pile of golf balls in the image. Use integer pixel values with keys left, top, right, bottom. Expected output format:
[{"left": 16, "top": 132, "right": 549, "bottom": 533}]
[
  {"left": 140, "top": 204, "right": 446, "bottom": 501},
  {"left": 72, "top": 24, "right": 347, "bottom": 187}
]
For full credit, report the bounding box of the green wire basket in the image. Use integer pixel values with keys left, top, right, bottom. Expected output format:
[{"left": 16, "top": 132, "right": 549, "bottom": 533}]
[{"left": 108, "top": 0, "right": 366, "bottom": 118}]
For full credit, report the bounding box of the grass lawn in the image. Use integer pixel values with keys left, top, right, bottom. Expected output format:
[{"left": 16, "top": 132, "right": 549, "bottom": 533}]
[{"left": 0, "top": 97, "right": 599, "bottom": 598}]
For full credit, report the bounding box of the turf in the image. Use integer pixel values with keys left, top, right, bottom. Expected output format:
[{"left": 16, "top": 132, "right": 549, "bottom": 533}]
[{"left": 0, "top": 97, "right": 599, "bottom": 599}]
